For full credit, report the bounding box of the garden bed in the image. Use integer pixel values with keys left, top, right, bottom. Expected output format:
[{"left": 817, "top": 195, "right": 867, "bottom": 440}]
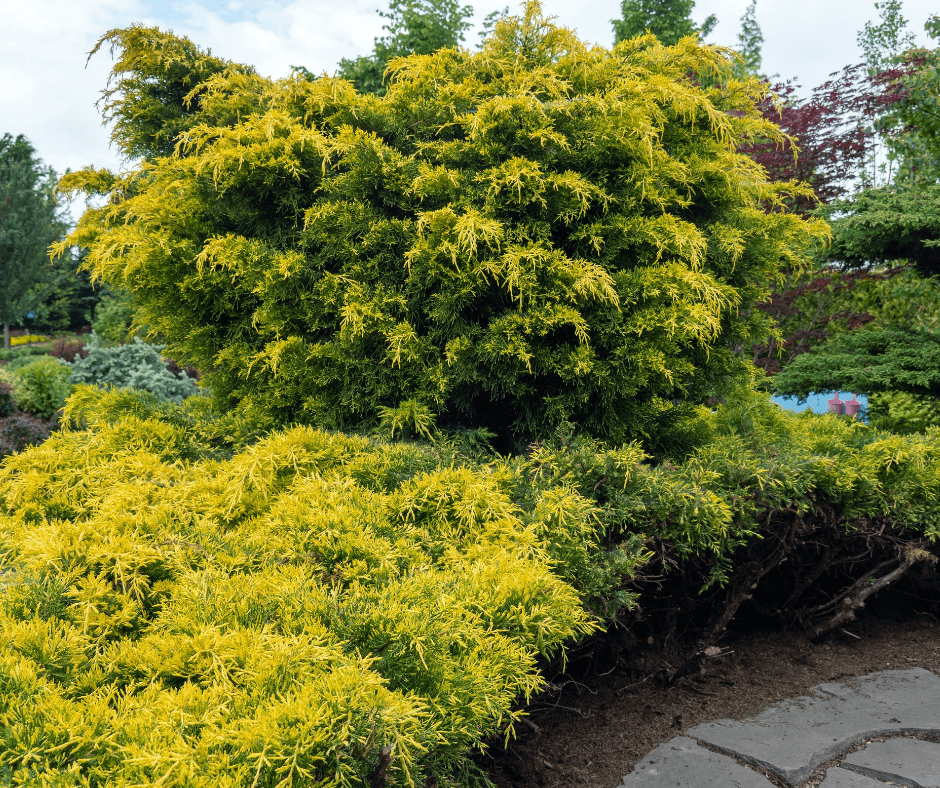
[{"left": 480, "top": 593, "right": 940, "bottom": 788}]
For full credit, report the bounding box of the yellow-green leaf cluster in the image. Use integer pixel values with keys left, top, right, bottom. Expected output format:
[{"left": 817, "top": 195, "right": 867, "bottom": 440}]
[
  {"left": 3, "top": 383, "right": 940, "bottom": 783},
  {"left": 60, "top": 3, "right": 827, "bottom": 449},
  {"left": 0, "top": 388, "right": 599, "bottom": 787}
]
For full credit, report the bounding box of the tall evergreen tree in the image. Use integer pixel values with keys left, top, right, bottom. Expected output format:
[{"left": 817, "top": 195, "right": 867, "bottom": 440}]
[
  {"left": 0, "top": 134, "right": 62, "bottom": 348},
  {"left": 612, "top": 0, "right": 717, "bottom": 47}
]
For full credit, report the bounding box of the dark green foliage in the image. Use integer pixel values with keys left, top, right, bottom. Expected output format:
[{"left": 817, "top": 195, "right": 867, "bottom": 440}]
[
  {"left": 27, "top": 248, "right": 100, "bottom": 334},
  {"left": 772, "top": 328, "right": 940, "bottom": 398},
  {"left": 337, "top": 0, "right": 473, "bottom": 95},
  {"left": 0, "top": 382, "right": 13, "bottom": 418},
  {"left": 612, "top": 0, "right": 717, "bottom": 46},
  {"left": 68, "top": 336, "right": 201, "bottom": 402},
  {"left": 0, "top": 134, "right": 63, "bottom": 343},
  {"left": 62, "top": 4, "right": 825, "bottom": 450},
  {"left": 826, "top": 185, "right": 940, "bottom": 277}
]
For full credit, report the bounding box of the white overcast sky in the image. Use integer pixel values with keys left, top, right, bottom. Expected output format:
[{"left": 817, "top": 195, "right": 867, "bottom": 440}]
[{"left": 2, "top": 0, "right": 938, "bottom": 182}]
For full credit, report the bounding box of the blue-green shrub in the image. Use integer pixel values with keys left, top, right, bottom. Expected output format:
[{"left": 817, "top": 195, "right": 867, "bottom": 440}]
[{"left": 69, "top": 335, "right": 201, "bottom": 402}]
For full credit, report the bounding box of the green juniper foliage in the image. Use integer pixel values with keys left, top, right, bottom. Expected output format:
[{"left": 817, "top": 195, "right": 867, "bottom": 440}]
[{"left": 60, "top": 2, "right": 826, "bottom": 449}]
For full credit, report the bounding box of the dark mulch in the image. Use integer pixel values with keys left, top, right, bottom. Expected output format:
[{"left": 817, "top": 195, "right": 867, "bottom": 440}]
[
  {"left": 0, "top": 412, "right": 56, "bottom": 457},
  {"left": 478, "top": 590, "right": 940, "bottom": 788}
]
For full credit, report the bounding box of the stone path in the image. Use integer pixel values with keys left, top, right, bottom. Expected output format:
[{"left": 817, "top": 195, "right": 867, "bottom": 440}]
[{"left": 617, "top": 668, "right": 940, "bottom": 787}]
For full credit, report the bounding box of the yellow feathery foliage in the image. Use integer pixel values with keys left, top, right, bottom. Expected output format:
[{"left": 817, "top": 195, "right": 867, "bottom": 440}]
[
  {"left": 3, "top": 382, "right": 940, "bottom": 783},
  {"left": 57, "top": 2, "right": 827, "bottom": 451},
  {"left": 0, "top": 390, "right": 597, "bottom": 786}
]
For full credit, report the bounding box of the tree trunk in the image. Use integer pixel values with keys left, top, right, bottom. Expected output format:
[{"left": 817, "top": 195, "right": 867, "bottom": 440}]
[{"left": 3, "top": 322, "right": 9, "bottom": 350}]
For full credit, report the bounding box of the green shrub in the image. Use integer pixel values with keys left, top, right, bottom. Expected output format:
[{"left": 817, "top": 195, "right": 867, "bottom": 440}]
[
  {"left": 0, "top": 346, "right": 48, "bottom": 362},
  {"left": 4, "top": 356, "right": 72, "bottom": 418},
  {"left": 90, "top": 289, "right": 136, "bottom": 344},
  {"left": 61, "top": 6, "right": 825, "bottom": 449},
  {"left": 69, "top": 335, "right": 201, "bottom": 402},
  {"left": 868, "top": 390, "right": 940, "bottom": 433},
  {"left": 0, "top": 381, "right": 13, "bottom": 418}
]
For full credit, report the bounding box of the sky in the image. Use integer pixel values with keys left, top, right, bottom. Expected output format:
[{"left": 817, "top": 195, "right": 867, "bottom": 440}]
[{"left": 2, "top": 0, "right": 938, "bottom": 182}]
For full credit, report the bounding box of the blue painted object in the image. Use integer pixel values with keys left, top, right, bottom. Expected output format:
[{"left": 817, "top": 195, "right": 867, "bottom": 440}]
[{"left": 772, "top": 391, "right": 868, "bottom": 421}]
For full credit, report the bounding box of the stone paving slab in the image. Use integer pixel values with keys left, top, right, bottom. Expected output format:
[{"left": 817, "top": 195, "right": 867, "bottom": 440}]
[
  {"left": 842, "top": 738, "right": 940, "bottom": 787},
  {"left": 818, "top": 768, "right": 886, "bottom": 787},
  {"left": 684, "top": 668, "right": 940, "bottom": 785},
  {"left": 617, "top": 736, "right": 776, "bottom": 787}
]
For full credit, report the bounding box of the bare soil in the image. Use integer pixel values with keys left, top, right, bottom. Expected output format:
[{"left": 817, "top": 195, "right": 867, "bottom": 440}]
[{"left": 478, "top": 591, "right": 940, "bottom": 788}]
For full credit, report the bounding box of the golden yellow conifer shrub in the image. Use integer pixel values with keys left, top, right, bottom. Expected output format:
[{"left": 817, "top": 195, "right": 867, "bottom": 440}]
[
  {"left": 58, "top": 3, "right": 826, "bottom": 451},
  {"left": 0, "top": 387, "right": 599, "bottom": 786},
  {"left": 2, "top": 386, "right": 938, "bottom": 785},
  {"left": 10, "top": 4, "right": 935, "bottom": 786}
]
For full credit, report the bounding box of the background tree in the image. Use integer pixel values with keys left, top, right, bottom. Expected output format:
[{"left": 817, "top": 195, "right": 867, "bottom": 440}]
[
  {"left": 28, "top": 246, "right": 100, "bottom": 334},
  {"left": 612, "top": 0, "right": 717, "bottom": 46},
  {"left": 825, "top": 184, "right": 940, "bottom": 277},
  {"left": 734, "top": 0, "right": 763, "bottom": 78},
  {"left": 772, "top": 327, "right": 940, "bottom": 399},
  {"left": 0, "top": 134, "right": 63, "bottom": 348},
  {"left": 868, "top": 14, "right": 940, "bottom": 186},
  {"left": 742, "top": 6, "right": 940, "bottom": 379},
  {"left": 858, "top": 0, "right": 915, "bottom": 75},
  {"left": 61, "top": 4, "right": 825, "bottom": 452},
  {"left": 337, "top": 0, "right": 473, "bottom": 95}
]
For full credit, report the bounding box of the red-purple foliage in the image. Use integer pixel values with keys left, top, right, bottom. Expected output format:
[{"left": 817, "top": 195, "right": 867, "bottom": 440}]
[
  {"left": 741, "top": 62, "right": 916, "bottom": 373},
  {"left": 742, "top": 63, "right": 910, "bottom": 213},
  {"left": 49, "top": 337, "right": 89, "bottom": 363},
  {"left": 164, "top": 357, "right": 201, "bottom": 381}
]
